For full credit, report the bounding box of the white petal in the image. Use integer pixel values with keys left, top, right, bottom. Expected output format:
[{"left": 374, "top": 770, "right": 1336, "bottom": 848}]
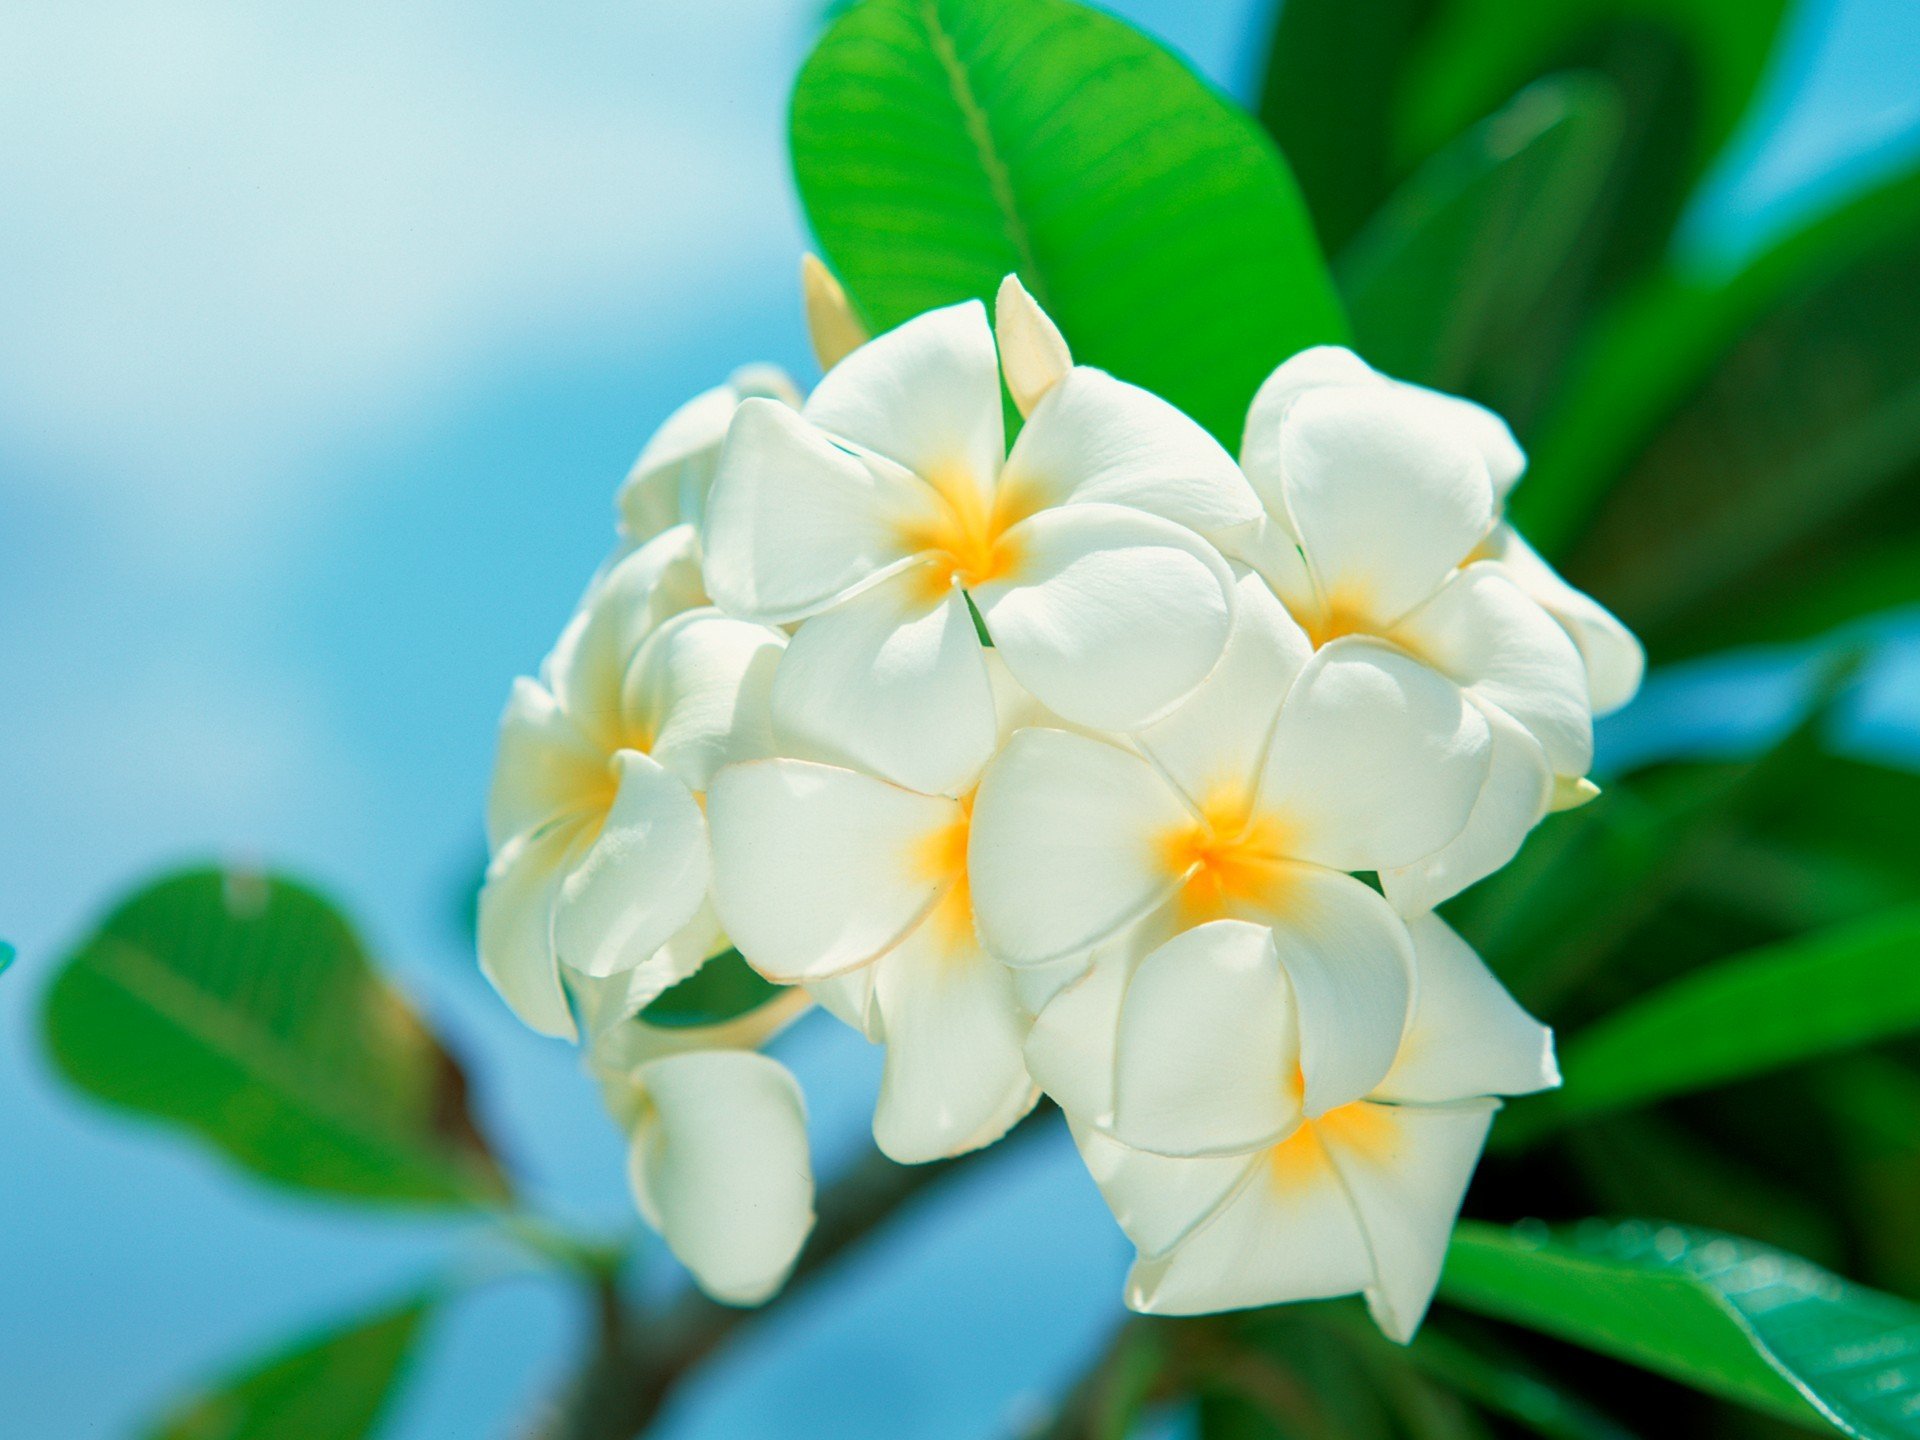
[
  {"left": 803, "top": 299, "right": 1004, "bottom": 503},
  {"left": 1378, "top": 914, "right": 1559, "bottom": 1104},
  {"left": 1398, "top": 384, "right": 1526, "bottom": 500},
  {"left": 630, "top": 1050, "right": 814, "bottom": 1306},
  {"left": 969, "top": 728, "right": 1190, "bottom": 964},
  {"left": 707, "top": 759, "right": 960, "bottom": 982},
  {"left": 1127, "top": 1125, "right": 1374, "bottom": 1316},
  {"left": 478, "top": 818, "right": 584, "bottom": 1039},
  {"left": 555, "top": 752, "right": 709, "bottom": 982},
  {"left": 1394, "top": 562, "right": 1594, "bottom": 777},
  {"left": 1135, "top": 569, "right": 1311, "bottom": 808},
  {"left": 995, "top": 273, "right": 1071, "bottom": 417},
  {"left": 807, "top": 965, "right": 879, "bottom": 1039},
  {"left": 1379, "top": 701, "right": 1553, "bottom": 914},
  {"left": 1320, "top": 1100, "right": 1498, "bottom": 1342},
  {"left": 1257, "top": 638, "right": 1490, "bottom": 872},
  {"left": 1022, "top": 925, "right": 1156, "bottom": 1126},
  {"left": 1214, "top": 512, "right": 1317, "bottom": 616},
  {"left": 1073, "top": 1121, "right": 1256, "bottom": 1259},
  {"left": 1266, "top": 867, "right": 1416, "bottom": 1117},
  {"left": 1112, "top": 921, "right": 1302, "bottom": 1157},
  {"left": 1485, "top": 526, "right": 1643, "bottom": 714},
  {"left": 975, "top": 503, "right": 1234, "bottom": 731},
  {"left": 487, "top": 677, "right": 604, "bottom": 849},
  {"left": 1241, "top": 345, "right": 1382, "bottom": 512},
  {"left": 868, "top": 924, "right": 1039, "bottom": 1163},
  {"left": 1002, "top": 369, "right": 1260, "bottom": 536},
  {"left": 771, "top": 573, "right": 996, "bottom": 797},
  {"left": 617, "top": 384, "right": 740, "bottom": 544},
  {"left": 1008, "top": 949, "right": 1095, "bottom": 1019},
  {"left": 547, "top": 526, "right": 708, "bottom": 748},
  {"left": 570, "top": 901, "right": 728, "bottom": 1038},
  {"left": 702, "top": 398, "right": 930, "bottom": 623},
  {"left": 623, "top": 611, "right": 786, "bottom": 792},
  {"left": 1281, "top": 385, "right": 1494, "bottom": 626},
  {"left": 801, "top": 254, "right": 869, "bottom": 373}
]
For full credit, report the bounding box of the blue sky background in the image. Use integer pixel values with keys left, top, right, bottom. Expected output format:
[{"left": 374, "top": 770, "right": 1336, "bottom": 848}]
[{"left": 2, "top": 2, "right": 1917, "bottom": 1436}]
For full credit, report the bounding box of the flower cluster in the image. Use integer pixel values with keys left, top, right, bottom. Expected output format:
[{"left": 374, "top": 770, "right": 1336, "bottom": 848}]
[{"left": 480, "top": 265, "right": 1642, "bottom": 1330}]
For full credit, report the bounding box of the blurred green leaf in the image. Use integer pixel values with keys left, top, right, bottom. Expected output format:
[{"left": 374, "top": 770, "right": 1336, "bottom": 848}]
[
  {"left": 45, "top": 868, "right": 508, "bottom": 1207},
  {"left": 1404, "top": 1327, "right": 1637, "bottom": 1440},
  {"left": 1338, "top": 74, "right": 1623, "bottom": 391},
  {"left": 638, "top": 948, "right": 786, "bottom": 1030},
  {"left": 1509, "top": 905, "right": 1920, "bottom": 1140},
  {"left": 150, "top": 1294, "right": 431, "bottom": 1440},
  {"left": 1441, "top": 1220, "right": 1920, "bottom": 1434},
  {"left": 791, "top": 0, "right": 1345, "bottom": 447},
  {"left": 0, "top": 940, "right": 13, "bottom": 976},
  {"left": 1520, "top": 163, "right": 1920, "bottom": 654}
]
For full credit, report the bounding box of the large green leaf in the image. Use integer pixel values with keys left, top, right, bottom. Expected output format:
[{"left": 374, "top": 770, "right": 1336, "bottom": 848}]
[
  {"left": 45, "top": 868, "right": 508, "bottom": 1207},
  {"left": 150, "top": 1294, "right": 431, "bottom": 1440},
  {"left": 1507, "top": 905, "right": 1920, "bottom": 1139},
  {"left": 1338, "top": 74, "right": 1623, "bottom": 391},
  {"left": 1519, "top": 163, "right": 1920, "bottom": 651},
  {"left": 1441, "top": 1220, "right": 1920, "bottom": 1436},
  {"left": 790, "top": 0, "right": 1345, "bottom": 447}
]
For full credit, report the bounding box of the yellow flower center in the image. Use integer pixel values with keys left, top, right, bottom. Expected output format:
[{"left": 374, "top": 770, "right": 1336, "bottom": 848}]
[
  {"left": 912, "top": 791, "right": 979, "bottom": 955},
  {"left": 1302, "top": 589, "right": 1375, "bottom": 649},
  {"left": 898, "top": 463, "right": 1031, "bottom": 601},
  {"left": 1159, "top": 788, "right": 1295, "bottom": 923},
  {"left": 1266, "top": 1099, "right": 1399, "bottom": 1190}
]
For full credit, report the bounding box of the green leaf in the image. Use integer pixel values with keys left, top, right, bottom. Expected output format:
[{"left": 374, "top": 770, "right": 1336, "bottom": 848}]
[
  {"left": 45, "top": 868, "right": 508, "bottom": 1207},
  {"left": 1519, "top": 163, "right": 1920, "bottom": 650},
  {"left": 1509, "top": 905, "right": 1920, "bottom": 1140},
  {"left": 790, "top": 0, "right": 1346, "bottom": 448},
  {"left": 150, "top": 1294, "right": 431, "bottom": 1440},
  {"left": 639, "top": 948, "right": 786, "bottom": 1030},
  {"left": 1338, "top": 73, "right": 1623, "bottom": 391},
  {"left": 1441, "top": 1220, "right": 1920, "bottom": 1436},
  {"left": 0, "top": 940, "right": 13, "bottom": 977},
  {"left": 1405, "top": 1327, "right": 1637, "bottom": 1440}
]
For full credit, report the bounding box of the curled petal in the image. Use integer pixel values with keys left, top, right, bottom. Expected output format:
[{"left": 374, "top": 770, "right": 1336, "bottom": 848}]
[
  {"left": 969, "top": 729, "right": 1190, "bottom": 965},
  {"left": 771, "top": 573, "right": 997, "bottom": 798},
  {"left": 555, "top": 752, "right": 709, "bottom": 983},
  {"left": 478, "top": 818, "right": 585, "bottom": 1039},
  {"left": 801, "top": 254, "right": 869, "bottom": 373},
  {"left": 1112, "top": 921, "right": 1302, "bottom": 1157},
  {"left": 975, "top": 503, "right": 1234, "bottom": 732},
  {"left": 1483, "top": 526, "right": 1644, "bottom": 714},
  {"left": 802, "top": 299, "right": 1004, "bottom": 505},
  {"left": 1257, "top": 638, "right": 1489, "bottom": 872},
  {"left": 630, "top": 1050, "right": 814, "bottom": 1307},
  {"left": 708, "top": 759, "right": 960, "bottom": 982},
  {"left": 1377, "top": 914, "right": 1559, "bottom": 1104},
  {"left": 995, "top": 273, "right": 1071, "bottom": 416}
]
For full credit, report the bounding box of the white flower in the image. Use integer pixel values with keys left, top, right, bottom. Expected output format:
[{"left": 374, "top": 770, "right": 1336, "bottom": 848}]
[
  {"left": 706, "top": 658, "right": 1059, "bottom": 1164},
  {"left": 479, "top": 528, "right": 786, "bottom": 1038},
  {"left": 1234, "top": 346, "right": 1628, "bottom": 913},
  {"left": 969, "top": 571, "right": 1490, "bottom": 1118},
  {"left": 616, "top": 366, "right": 802, "bottom": 547},
  {"left": 700, "top": 279, "right": 1261, "bottom": 796},
  {"left": 1073, "top": 913, "right": 1557, "bottom": 1338},
  {"left": 587, "top": 990, "right": 815, "bottom": 1307}
]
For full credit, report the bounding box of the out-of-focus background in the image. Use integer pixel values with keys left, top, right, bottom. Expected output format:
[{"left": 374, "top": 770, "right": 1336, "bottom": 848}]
[{"left": 2, "top": 2, "right": 1917, "bottom": 1436}]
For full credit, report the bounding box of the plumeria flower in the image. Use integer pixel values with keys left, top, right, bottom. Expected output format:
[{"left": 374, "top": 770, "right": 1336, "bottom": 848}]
[
  {"left": 1232, "top": 347, "right": 1628, "bottom": 913},
  {"left": 707, "top": 657, "right": 1079, "bottom": 1164},
  {"left": 1073, "top": 912, "right": 1557, "bottom": 1337},
  {"left": 615, "top": 366, "right": 802, "bottom": 548},
  {"left": 1243, "top": 345, "right": 1643, "bottom": 715},
  {"left": 585, "top": 985, "right": 816, "bottom": 1306},
  {"left": 701, "top": 276, "right": 1261, "bottom": 797},
  {"left": 969, "top": 571, "right": 1490, "bottom": 1119},
  {"left": 479, "top": 528, "right": 787, "bottom": 1038}
]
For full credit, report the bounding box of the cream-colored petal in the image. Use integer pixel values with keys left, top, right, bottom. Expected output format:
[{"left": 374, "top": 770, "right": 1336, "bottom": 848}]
[
  {"left": 478, "top": 817, "right": 586, "bottom": 1039},
  {"left": 802, "top": 299, "right": 1004, "bottom": 505},
  {"left": 707, "top": 758, "right": 961, "bottom": 982},
  {"left": 800, "top": 253, "right": 869, "bottom": 373},
  {"left": 1135, "top": 568, "right": 1311, "bottom": 809},
  {"left": 868, "top": 923, "right": 1039, "bottom": 1163},
  {"left": 771, "top": 572, "right": 997, "bottom": 798},
  {"left": 1393, "top": 562, "right": 1594, "bottom": 778},
  {"left": 622, "top": 610, "right": 786, "bottom": 791},
  {"left": 1112, "top": 921, "right": 1303, "bottom": 1157},
  {"left": 486, "top": 677, "right": 605, "bottom": 850},
  {"left": 1379, "top": 701, "right": 1553, "bottom": 915},
  {"left": 1256, "top": 637, "right": 1489, "bottom": 872},
  {"left": 1483, "top": 525, "right": 1644, "bottom": 714},
  {"left": 630, "top": 1050, "right": 814, "bottom": 1307},
  {"left": 555, "top": 751, "right": 709, "bottom": 982},
  {"left": 1377, "top": 914, "right": 1558, "bottom": 1104},
  {"left": 1281, "top": 384, "right": 1495, "bottom": 627},
  {"left": 969, "top": 728, "right": 1190, "bottom": 965},
  {"left": 975, "top": 503, "right": 1234, "bottom": 732},
  {"left": 1073, "top": 1121, "right": 1258, "bottom": 1259},
  {"left": 702, "top": 398, "right": 932, "bottom": 623},
  {"left": 995, "top": 273, "right": 1071, "bottom": 416},
  {"left": 1001, "top": 368, "right": 1260, "bottom": 536}
]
